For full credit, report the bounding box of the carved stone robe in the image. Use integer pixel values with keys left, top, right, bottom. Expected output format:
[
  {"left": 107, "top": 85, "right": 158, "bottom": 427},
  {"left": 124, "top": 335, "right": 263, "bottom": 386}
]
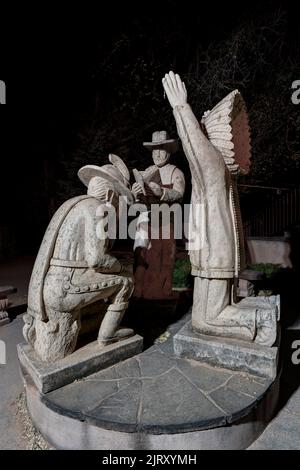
[{"left": 173, "top": 103, "right": 245, "bottom": 279}]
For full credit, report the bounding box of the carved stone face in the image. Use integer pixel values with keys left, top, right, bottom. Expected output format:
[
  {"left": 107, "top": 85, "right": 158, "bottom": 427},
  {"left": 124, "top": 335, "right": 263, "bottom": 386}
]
[{"left": 152, "top": 149, "right": 170, "bottom": 167}]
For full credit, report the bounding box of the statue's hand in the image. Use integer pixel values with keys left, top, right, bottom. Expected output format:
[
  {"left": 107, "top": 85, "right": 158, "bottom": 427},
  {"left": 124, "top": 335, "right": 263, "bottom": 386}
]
[
  {"left": 148, "top": 182, "right": 163, "bottom": 198},
  {"left": 132, "top": 182, "right": 145, "bottom": 200},
  {"left": 162, "top": 71, "right": 187, "bottom": 109},
  {"left": 94, "top": 180, "right": 115, "bottom": 203}
]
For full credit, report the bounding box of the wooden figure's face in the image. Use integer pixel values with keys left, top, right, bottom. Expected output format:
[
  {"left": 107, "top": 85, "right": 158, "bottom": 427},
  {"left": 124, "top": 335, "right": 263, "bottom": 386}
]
[{"left": 152, "top": 149, "right": 170, "bottom": 167}]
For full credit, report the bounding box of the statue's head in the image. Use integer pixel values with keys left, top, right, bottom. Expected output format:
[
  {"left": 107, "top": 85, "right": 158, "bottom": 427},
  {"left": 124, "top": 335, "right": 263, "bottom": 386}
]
[
  {"left": 143, "top": 130, "right": 178, "bottom": 168},
  {"left": 152, "top": 148, "right": 170, "bottom": 167},
  {"left": 78, "top": 155, "right": 133, "bottom": 205},
  {"left": 87, "top": 176, "right": 111, "bottom": 201}
]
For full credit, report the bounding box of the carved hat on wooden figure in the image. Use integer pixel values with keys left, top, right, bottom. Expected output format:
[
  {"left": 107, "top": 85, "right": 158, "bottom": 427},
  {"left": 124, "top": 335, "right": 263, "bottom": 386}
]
[
  {"left": 143, "top": 130, "right": 178, "bottom": 154},
  {"left": 78, "top": 154, "right": 133, "bottom": 203}
]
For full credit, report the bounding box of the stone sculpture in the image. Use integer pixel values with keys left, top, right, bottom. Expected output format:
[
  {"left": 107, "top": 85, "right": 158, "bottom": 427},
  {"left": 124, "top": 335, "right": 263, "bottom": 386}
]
[
  {"left": 23, "top": 155, "right": 135, "bottom": 362},
  {"left": 132, "top": 131, "right": 185, "bottom": 298},
  {"left": 163, "top": 72, "right": 279, "bottom": 346}
]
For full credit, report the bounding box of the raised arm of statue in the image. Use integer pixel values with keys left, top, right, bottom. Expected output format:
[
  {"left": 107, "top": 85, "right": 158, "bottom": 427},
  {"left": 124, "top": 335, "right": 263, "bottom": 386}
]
[
  {"left": 162, "top": 72, "right": 225, "bottom": 195},
  {"left": 162, "top": 71, "right": 188, "bottom": 108}
]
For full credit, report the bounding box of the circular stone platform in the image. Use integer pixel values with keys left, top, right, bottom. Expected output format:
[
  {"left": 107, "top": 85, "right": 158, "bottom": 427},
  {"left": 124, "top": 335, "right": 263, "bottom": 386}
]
[{"left": 22, "top": 315, "right": 280, "bottom": 450}]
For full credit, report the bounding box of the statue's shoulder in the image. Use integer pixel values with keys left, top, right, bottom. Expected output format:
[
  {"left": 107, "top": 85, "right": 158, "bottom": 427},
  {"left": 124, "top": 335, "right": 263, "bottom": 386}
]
[
  {"left": 50, "top": 195, "right": 94, "bottom": 226},
  {"left": 64, "top": 195, "right": 98, "bottom": 208},
  {"left": 164, "top": 163, "right": 184, "bottom": 180}
]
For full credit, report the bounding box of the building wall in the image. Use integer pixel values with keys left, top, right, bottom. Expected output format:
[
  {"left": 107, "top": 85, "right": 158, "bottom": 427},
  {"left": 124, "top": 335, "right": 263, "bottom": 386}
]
[{"left": 246, "top": 237, "right": 292, "bottom": 268}]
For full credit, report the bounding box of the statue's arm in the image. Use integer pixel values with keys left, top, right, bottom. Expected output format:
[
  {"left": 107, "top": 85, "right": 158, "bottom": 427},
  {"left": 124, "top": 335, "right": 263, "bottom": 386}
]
[
  {"left": 85, "top": 206, "right": 122, "bottom": 273},
  {"left": 160, "top": 168, "right": 185, "bottom": 202},
  {"left": 162, "top": 72, "right": 224, "bottom": 191}
]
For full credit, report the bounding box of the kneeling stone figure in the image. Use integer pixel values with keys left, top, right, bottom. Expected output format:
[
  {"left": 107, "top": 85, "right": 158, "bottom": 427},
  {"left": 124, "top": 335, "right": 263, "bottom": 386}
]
[
  {"left": 23, "top": 155, "right": 135, "bottom": 362},
  {"left": 162, "top": 72, "right": 279, "bottom": 347}
]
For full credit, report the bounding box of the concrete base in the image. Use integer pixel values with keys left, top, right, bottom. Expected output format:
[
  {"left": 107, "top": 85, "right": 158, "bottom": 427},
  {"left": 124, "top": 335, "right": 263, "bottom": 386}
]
[
  {"left": 22, "top": 368, "right": 280, "bottom": 450},
  {"left": 173, "top": 321, "right": 279, "bottom": 379},
  {"left": 18, "top": 311, "right": 281, "bottom": 450},
  {"left": 18, "top": 335, "right": 143, "bottom": 393}
]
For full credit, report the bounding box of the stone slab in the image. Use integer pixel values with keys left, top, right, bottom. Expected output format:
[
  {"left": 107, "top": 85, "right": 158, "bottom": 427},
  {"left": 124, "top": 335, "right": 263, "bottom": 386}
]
[
  {"left": 22, "top": 342, "right": 280, "bottom": 449},
  {"left": 173, "top": 321, "right": 279, "bottom": 379},
  {"left": 37, "top": 344, "right": 274, "bottom": 435},
  {"left": 18, "top": 335, "right": 143, "bottom": 394},
  {"left": 26, "top": 378, "right": 279, "bottom": 450}
]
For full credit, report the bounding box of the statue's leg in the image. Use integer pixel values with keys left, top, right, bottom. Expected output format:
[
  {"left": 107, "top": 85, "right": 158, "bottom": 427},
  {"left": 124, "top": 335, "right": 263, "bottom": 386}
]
[
  {"left": 65, "top": 267, "right": 135, "bottom": 345},
  {"left": 192, "top": 277, "right": 229, "bottom": 328},
  {"left": 98, "top": 275, "right": 134, "bottom": 345},
  {"left": 192, "top": 277, "right": 256, "bottom": 341},
  {"left": 34, "top": 309, "right": 81, "bottom": 362},
  {"left": 40, "top": 267, "right": 135, "bottom": 358}
]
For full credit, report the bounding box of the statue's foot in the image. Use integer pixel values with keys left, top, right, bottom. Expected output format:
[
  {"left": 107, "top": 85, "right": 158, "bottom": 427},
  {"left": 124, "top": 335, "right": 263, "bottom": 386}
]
[
  {"left": 98, "top": 328, "right": 134, "bottom": 347},
  {"left": 254, "top": 309, "right": 278, "bottom": 347}
]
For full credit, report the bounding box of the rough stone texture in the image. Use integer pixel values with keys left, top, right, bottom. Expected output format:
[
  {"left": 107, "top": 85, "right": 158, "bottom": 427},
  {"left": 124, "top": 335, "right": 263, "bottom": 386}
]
[
  {"left": 18, "top": 334, "right": 143, "bottom": 393},
  {"left": 174, "top": 320, "right": 279, "bottom": 379},
  {"left": 19, "top": 305, "right": 283, "bottom": 449},
  {"left": 24, "top": 376, "right": 279, "bottom": 450},
  {"left": 38, "top": 344, "right": 273, "bottom": 435},
  {"left": 21, "top": 337, "right": 280, "bottom": 449}
]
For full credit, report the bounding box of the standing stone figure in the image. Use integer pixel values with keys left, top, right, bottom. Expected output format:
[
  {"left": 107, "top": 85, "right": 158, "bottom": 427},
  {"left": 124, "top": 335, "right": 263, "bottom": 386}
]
[
  {"left": 132, "top": 131, "right": 185, "bottom": 298},
  {"left": 163, "top": 72, "right": 278, "bottom": 346},
  {"left": 23, "top": 155, "right": 135, "bottom": 362}
]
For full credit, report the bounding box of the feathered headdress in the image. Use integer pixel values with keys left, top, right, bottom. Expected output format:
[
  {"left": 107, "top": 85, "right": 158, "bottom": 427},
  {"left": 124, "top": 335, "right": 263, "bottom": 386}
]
[{"left": 201, "top": 90, "right": 251, "bottom": 175}]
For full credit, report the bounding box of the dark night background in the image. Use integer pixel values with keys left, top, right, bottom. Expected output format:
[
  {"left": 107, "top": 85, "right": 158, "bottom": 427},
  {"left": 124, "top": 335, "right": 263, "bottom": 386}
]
[{"left": 0, "top": 0, "right": 299, "bottom": 259}]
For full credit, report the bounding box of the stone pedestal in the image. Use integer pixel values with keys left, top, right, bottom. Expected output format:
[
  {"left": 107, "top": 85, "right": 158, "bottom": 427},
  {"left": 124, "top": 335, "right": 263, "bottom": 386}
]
[
  {"left": 19, "top": 338, "right": 280, "bottom": 450},
  {"left": 18, "top": 335, "right": 143, "bottom": 393},
  {"left": 173, "top": 320, "right": 279, "bottom": 379}
]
